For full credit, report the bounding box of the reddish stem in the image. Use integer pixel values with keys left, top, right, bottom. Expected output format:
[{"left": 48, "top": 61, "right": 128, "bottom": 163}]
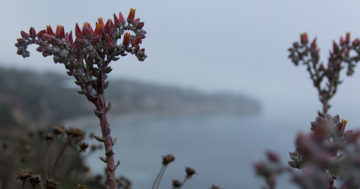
[{"left": 96, "top": 94, "right": 116, "bottom": 189}]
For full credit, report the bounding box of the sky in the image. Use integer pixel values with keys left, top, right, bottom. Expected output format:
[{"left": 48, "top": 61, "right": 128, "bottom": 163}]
[{"left": 2, "top": 0, "right": 360, "bottom": 122}]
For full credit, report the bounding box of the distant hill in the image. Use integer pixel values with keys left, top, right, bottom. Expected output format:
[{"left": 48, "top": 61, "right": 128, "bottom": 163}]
[{"left": 0, "top": 67, "right": 261, "bottom": 128}]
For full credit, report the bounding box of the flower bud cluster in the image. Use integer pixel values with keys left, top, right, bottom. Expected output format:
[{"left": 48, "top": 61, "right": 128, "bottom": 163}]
[{"left": 288, "top": 33, "right": 360, "bottom": 115}]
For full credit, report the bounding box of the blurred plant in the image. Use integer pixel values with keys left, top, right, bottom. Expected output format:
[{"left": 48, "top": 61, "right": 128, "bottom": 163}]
[
  {"left": 0, "top": 125, "right": 106, "bottom": 189},
  {"left": 288, "top": 33, "right": 360, "bottom": 116},
  {"left": 255, "top": 114, "right": 360, "bottom": 189},
  {"left": 152, "top": 154, "right": 197, "bottom": 189},
  {"left": 255, "top": 33, "right": 360, "bottom": 189},
  {"left": 15, "top": 8, "right": 147, "bottom": 189}
]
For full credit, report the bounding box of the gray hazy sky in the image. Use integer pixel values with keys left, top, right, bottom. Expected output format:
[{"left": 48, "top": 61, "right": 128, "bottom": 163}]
[{"left": 2, "top": 0, "right": 360, "bottom": 120}]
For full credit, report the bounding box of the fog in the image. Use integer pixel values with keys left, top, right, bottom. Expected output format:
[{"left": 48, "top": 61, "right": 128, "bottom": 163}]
[{"left": 2, "top": 0, "right": 360, "bottom": 121}]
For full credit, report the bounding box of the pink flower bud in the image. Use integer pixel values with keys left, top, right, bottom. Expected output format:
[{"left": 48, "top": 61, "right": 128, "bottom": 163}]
[
  {"left": 75, "top": 23, "right": 81, "bottom": 37},
  {"left": 37, "top": 30, "right": 46, "bottom": 37},
  {"left": 132, "top": 37, "right": 141, "bottom": 46},
  {"left": 105, "top": 19, "right": 114, "bottom": 32},
  {"left": 82, "top": 22, "right": 93, "bottom": 36},
  {"left": 68, "top": 31, "right": 73, "bottom": 43},
  {"left": 266, "top": 151, "right": 279, "bottom": 162},
  {"left": 340, "top": 37, "right": 345, "bottom": 45},
  {"left": 333, "top": 41, "right": 339, "bottom": 52},
  {"left": 345, "top": 48, "right": 350, "bottom": 56},
  {"left": 29, "top": 27, "right": 36, "bottom": 38},
  {"left": 119, "top": 12, "right": 126, "bottom": 25},
  {"left": 137, "top": 22, "right": 144, "bottom": 29},
  {"left": 134, "top": 18, "right": 140, "bottom": 25},
  {"left": 353, "top": 38, "right": 360, "bottom": 46},
  {"left": 46, "top": 25, "right": 54, "bottom": 35},
  {"left": 113, "top": 13, "right": 120, "bottom": 26},
  {"left": 41, "top": 34, "right": 52, "bottom": 40},
  {"left": 55, "top": 25, "right": 65, "bottom": 38},
  {"left": 21, "top": 31, "right": 29, "bottom": 39}
]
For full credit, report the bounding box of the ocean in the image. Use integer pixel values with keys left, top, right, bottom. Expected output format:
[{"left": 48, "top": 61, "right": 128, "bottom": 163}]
[{"left": 68, "top": 112, "right": 320, "bottom": 188}]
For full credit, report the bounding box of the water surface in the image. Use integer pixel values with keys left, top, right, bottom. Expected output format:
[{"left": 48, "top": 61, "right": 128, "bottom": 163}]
[{"left": 70, "top": 113, "right": 311, "bottom": 188}]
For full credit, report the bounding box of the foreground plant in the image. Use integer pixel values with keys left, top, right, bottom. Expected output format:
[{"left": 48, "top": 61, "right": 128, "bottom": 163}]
[
  {"left": 288, "top": 33, "right": 360, "bottom": 115},
  {"left": 255, "top": 114, "right": 360, "bottom": 189},
  {"left": 15, "top": 9, "right": 147, "bottom": 189}
]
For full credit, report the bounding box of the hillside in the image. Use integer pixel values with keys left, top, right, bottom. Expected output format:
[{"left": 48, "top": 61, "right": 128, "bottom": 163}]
[{"left": 0, "top": 67, "right": 261, "bottom": 128}]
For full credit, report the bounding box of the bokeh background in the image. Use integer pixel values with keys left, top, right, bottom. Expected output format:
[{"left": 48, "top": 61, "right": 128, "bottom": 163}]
[{"left": 2, "top": 0, "right": 360, "bottom": 188}]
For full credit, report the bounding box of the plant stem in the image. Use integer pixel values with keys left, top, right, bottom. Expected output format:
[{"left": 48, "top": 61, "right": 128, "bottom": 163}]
[
  {"left": 155, "top": 166, "right": 167, "bottom": 189},
  {"left": 152, "top": 165, "right": 165, "bottom": 189},
  {"left": 96, "top": 94, "right": 116, "bottom": 189}
]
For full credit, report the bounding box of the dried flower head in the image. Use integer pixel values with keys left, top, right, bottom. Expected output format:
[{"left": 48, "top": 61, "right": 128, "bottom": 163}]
[
  {"left": 185, "top": 167, "right": 196, "bottom": 178},
  {"left": 53, "top": 125, "right": 65, "bottom": 135},
  {"left": 44, "top": 133, "right": 54, "bottom": 141},
  {"left": 45, "top": 178, "right": 60, "bottom": 189},
  {"left": 16, "top": 168, "right": 32, "bottom": 181},
  {"left": 29, "top": 174, "right": 41, "bottom": 186},
  {"left": 162, "top": 154, "right": 175, "bottom": 166},
  {"left": 172, "top": 179, "right": 182, "bottom": 188},
  {"left": 66, "top": 128, "right": 85, "bottom": 138},
  {"left": 79, "top": 142, "right": 89, "bottom": 152}
]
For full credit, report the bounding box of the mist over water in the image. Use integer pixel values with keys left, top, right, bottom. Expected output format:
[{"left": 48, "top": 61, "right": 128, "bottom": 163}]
[
  {"left": 67, "top": 97, "right": 360, "bottom": 189},
  {"left": 70, "top": 112, "right": 301, "bottom": 188}
]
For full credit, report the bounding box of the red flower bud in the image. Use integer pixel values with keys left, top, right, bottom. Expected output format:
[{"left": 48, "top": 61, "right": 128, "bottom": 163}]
[
  {"left": 82, "top": 22, "right": 93, "bottom": 36},
  {"left": 132, "top": 37, "right": 141, "bottom": 46},
  {"left": 17, "top": 38, "right": 26, "bottom": 44},
  {"left": 340, "top": 37, "right": 345, "bottom": 45},
  {"left": 75, "top": 23, "right": 81, "bottom": 37},
  {"left": 41, "top": 34, "right": 52, "bottom": 40},
  {"left": 29, "top": 27, "right": 36, "bottom": 38},
  {"left": 345, "top": 32, "right": 351, "bottom": 43},
  {"left": 134, "top": 18, "right": 140, "bottom": 25},
  {"left": 46, "top": 25, "right": 54, "bottom": 35},
  {"left": 345, "top": 48, "right": 350, "bottom": 56},
  {"left": 300, "top": 33, "right": 308, "bottom": 44},
  {"left": 95, "top": 18, "right": 104, "bottom": 35},
  {"left": 353, "top": 38, "right": 360, "bottom": 45},
  {"left": 68, "top": 31, "right": 73, "bottom": 43},
  {"left": 21, "top": 31, "right": 29, "bottom": 39},
  {"left": 113, "top": 13, "right": 120, "bottom": 26},
  {"left": 333, "top": 41, "right": 339, "bottom": 52},
  {"left": 137, "top": 22, "right": 144, "bottom": 29},
  {"left": 123, "top": 32, "right": 130, "bottom": 45},
  {"left": 127, "top": 8, "right": 136, "bottom": 23},
  {"left": 37, "top": 30, "right": 46, "bottom": 37},
  {"left": 55, "top": 25, "right": 65, "bottom": 38},
  {"left": 105, "top": 19, "right": 114, "bottom": 33},
  {"left": 311, "top": 38, "right": 317, "bottom": 48},
  {"left": 119, "top": 12, "right": 126, "bottom": 25}
]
